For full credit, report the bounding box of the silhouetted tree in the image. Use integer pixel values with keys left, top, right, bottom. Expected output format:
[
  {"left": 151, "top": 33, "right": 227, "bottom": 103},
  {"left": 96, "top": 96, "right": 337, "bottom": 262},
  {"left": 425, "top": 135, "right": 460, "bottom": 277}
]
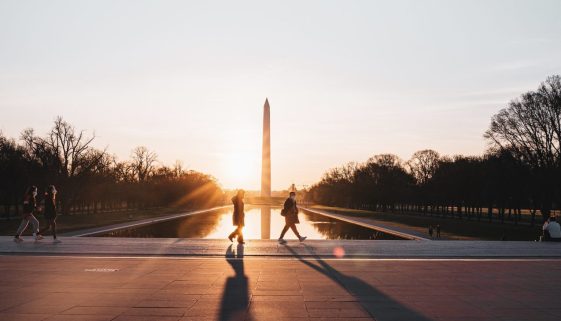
[
  {"left": 130, "top": 146, "right": 158, "bottom": 182},
  {"left": 307, "top": 76, "right": 560, "bottom": 229},
  {"left": 0, "top": 118, "right": 224, "bottom": 218},
  {"left": 485, "top": 75, "right": 561, "bottom": 220}
]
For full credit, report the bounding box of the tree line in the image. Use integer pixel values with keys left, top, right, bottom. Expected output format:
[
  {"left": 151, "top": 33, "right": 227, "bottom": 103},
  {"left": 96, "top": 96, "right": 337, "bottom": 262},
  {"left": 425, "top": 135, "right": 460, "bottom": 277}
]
[
  {"left": 0, "top": 117, "right": 224, "bottom": 218},
  {"left": 305, "top": 75, "right": 561, "bottom": 225}
]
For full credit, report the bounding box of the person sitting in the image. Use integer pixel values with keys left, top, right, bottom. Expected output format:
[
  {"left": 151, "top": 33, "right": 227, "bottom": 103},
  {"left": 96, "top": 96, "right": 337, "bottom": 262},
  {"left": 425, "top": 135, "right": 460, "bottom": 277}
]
[
  {"left": 542, "top": 218, "right": 551, "bottom": 241},
  {"left": 545, "top": 216, "right": 561, "bottom": 242}
]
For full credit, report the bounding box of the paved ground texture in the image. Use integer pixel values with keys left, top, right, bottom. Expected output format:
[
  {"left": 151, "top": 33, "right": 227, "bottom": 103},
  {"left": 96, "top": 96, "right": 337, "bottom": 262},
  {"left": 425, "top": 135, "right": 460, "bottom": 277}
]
[{"left": 1, "top": 252, "right": 560, "bottom": 321}]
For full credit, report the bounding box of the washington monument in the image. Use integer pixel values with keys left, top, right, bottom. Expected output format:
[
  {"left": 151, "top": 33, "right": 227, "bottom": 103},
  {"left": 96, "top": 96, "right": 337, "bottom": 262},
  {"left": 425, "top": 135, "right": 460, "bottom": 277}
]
[{"left": 261, "top": 98, "right": 271, "bottom": 199}]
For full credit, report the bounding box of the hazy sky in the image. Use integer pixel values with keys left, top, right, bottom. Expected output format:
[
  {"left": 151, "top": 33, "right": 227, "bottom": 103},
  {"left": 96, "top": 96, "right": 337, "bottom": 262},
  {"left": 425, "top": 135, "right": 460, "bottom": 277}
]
[{"left": 1, "top": 0, "right": 561, "bottom": 190}]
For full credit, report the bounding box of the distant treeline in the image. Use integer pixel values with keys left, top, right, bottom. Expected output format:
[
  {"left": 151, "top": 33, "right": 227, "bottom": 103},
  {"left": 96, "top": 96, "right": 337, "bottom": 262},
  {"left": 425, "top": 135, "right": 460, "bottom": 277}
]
[
  {"left": 0, "top": 117, "right": 224, "bottom": 218},
  {"left": 305, "top": 75, "right": 561, "bottom": 225}
]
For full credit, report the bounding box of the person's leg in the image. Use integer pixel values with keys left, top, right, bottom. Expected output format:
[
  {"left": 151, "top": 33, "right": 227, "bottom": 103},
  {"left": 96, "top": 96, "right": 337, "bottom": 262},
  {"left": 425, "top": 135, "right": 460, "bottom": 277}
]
[
  {"left": 29, "top": 215, "right": 41, "bottom": 238},
  {"left": 228, "top": 228, "right": 238, "bottom": 241},
  {"left": 289, "top": 224, "right": 302, "bottom": 238},
  {"left": 279, "top": 225, "right": 290, "bottom": 239},
  {"left": 52, "top": 219, "right": 57, "bottom": 239},
  {"left": 291, "top": 224, "right": 307, "bottom": 241},
  {"left": 236, "top": 227, "right": 244, "bottom": 243},
  {"left": 15, "top": 218, "right": 30, "bottom": 237}
]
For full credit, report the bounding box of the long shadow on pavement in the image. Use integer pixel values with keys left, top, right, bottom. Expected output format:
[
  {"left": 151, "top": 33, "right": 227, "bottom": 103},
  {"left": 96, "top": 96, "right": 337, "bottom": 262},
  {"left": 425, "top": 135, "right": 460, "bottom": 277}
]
[
  {"left": 285, "top": 244, "right": 433, "bottom": 321},
  {"left": 219, "top": 244, "right": 252, "bottom": 321}
]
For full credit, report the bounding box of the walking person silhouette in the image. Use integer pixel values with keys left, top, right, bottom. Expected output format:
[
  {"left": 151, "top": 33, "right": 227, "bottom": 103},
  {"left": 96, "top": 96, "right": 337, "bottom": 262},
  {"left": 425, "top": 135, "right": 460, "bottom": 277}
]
[
  {"left": 13, "top": 186, "right": 43, "bottom": 242},
  {"left": 38, "top": 185, "right": 60, "bottom": 242},
  {"left": 228, "top": 189, "right": 246, "bottom": 244},
  {"left": 278, "top": 192, "right": 307, "bottom": 244}
]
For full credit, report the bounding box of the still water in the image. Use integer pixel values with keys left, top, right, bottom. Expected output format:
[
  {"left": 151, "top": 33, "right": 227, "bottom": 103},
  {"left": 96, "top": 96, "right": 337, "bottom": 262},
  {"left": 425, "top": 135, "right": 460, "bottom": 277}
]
[{"left": 96, "top": 206, "right": 405, "bottom": 240}]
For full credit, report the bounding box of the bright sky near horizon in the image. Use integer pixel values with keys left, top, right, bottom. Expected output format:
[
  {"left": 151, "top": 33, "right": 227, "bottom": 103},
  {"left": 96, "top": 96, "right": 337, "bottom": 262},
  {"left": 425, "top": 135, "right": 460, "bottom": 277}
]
[{"left": 1, "top": 0, "right": 561, "bottom": 190}]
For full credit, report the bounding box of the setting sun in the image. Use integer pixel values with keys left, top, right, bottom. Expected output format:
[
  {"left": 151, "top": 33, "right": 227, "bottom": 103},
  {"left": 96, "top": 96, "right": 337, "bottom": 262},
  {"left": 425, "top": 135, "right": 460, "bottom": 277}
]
[{"left": 218, "top": 128, "right": 261, "bottom": 189}]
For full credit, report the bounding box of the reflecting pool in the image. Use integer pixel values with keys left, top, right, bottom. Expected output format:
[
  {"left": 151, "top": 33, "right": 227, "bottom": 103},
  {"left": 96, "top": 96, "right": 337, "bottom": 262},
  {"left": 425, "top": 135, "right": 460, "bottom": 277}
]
[{"left": 95, "top": 206, "right": 406, "bottom": 240}]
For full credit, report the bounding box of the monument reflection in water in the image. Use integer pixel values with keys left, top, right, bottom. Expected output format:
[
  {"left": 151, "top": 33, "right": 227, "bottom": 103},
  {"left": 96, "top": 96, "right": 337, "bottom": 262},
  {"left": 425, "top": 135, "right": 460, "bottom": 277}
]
[{"left": 98, "top": 206, "right": 404, "bottom": 240}]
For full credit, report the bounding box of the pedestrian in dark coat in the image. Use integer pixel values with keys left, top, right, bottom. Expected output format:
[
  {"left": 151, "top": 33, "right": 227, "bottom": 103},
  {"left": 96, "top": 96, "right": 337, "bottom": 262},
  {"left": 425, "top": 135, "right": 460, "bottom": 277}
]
[
  {"left": 39, "top": 185, "right": 60, "bottom": 242},
  {"left": 278, "top": 192, "right": 306, "bottom": 244},
  {"left": 228, "top": 190, "right": 245, "bottom": 244}
]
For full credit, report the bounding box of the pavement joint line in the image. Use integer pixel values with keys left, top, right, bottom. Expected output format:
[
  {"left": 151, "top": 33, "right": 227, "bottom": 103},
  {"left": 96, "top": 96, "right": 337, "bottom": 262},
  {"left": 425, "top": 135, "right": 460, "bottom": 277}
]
[{"left": 2, "top": 254, "right": 561, "bottom": 261}]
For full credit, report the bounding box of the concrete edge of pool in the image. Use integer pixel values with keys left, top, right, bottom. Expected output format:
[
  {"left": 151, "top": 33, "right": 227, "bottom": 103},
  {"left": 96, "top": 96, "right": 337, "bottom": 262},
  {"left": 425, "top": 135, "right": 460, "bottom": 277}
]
[
  {"left": 2, "top": 237, "right": 561, "bottom": 258},
  {"left": 300, "top": 207, "right": 428, "bottom": 240}
]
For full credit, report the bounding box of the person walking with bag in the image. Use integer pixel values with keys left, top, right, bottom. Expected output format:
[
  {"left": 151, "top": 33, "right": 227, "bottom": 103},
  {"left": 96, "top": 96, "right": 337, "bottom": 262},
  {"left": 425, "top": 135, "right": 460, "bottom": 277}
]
[
  {"left": 13, "top": 186, "right": 43, "bottom": 242},
  {"left": 278, "top": 192, "right": 306, "bottom": 244},
  {"left": 228, "top": 189, "right": 246, "bottom": 244}
]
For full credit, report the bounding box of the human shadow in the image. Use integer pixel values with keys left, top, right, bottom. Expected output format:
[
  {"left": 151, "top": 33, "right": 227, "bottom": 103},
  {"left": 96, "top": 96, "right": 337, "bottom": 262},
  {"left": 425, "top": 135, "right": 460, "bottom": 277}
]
[
  {"left": 284, "top": 245, "right": 432, "bottom": 321},
  {"left": 219, "top": 244, "right": 252, "bottom": 321}
]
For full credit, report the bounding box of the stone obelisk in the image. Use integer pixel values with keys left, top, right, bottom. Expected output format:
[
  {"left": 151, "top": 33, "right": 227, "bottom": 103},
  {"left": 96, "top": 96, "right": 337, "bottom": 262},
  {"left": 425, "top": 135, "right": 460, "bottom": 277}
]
[
  {"left": 261, "top": 98, "right": 271, "bottom": 199},
  {"left": 260, "top": 98, "right": 271, "bottom": 239}
]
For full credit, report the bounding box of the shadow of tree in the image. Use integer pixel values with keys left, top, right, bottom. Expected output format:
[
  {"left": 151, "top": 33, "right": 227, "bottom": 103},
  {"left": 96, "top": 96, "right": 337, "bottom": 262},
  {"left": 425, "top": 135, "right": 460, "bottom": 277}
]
[
  {"left": 284, "top": 244, "right": 433, "bottom": 321},
  {"left": 219, "top": 244, "right": 252, "bottom": 321}
]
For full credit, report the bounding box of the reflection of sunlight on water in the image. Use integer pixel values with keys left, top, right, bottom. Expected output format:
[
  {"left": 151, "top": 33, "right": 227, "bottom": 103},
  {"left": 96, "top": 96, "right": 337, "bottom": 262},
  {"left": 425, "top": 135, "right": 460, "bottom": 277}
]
[
  {"left": 202, "top": 207, "right": 333, "bottom": 240},
  {"left": 104, "top": 205, "right": 403, "bottom": 240}
]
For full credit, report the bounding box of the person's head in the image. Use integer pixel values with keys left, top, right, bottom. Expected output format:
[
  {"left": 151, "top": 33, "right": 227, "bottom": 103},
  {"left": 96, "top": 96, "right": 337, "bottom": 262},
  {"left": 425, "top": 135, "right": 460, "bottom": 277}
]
[
  {"left": 237, "top": 189, "right": 245, "bottom": 199},
  {"left": 551, "top": 216, "right": 557, "bottom": 222},
  {"left": 289, "top": 191, "right": 296, "bottom": 200},
  {"left": 25, "top": 186, "right": 38, "bottom": 199},
  {"left": 46, "top": 185, "right": 57, "bottom": 198}
]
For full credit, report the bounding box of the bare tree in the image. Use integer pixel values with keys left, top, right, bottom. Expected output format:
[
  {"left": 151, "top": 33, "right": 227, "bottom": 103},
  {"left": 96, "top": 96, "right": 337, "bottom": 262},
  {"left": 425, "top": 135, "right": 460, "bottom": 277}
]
[
  {"left": 485, "top": 75, "right": 561, "bottom": 218},
  {"left": 407, "top": 149, "right": 440, "bottom": 185},
  {"left": 131, "top": 146, "right": 158, "bottom": 182},
  {"left": 19, "top": 117, "right": 106, "bottom": 214},
  {"left": 45, "top": 117, "right": 100, "bottom": 179}
]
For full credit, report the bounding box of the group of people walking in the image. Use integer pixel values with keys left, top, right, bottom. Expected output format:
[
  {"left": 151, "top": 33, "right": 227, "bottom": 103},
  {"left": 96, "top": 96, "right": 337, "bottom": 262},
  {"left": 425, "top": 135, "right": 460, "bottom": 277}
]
[
  {"left": 13, "top": 185, "right": 59, "bottom": 243},
  {"left": 228, "top": 190, "right": 306, "bottom": 244},
  {"left": 428, "top": 224, "right": 441, "bottom": 239}
]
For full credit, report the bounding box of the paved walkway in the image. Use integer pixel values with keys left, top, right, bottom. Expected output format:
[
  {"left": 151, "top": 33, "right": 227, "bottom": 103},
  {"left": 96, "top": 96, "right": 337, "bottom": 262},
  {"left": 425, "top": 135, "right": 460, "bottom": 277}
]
[
  {"left": 0, "top": 254, "right": 560, "bottom": 321},
  {"left": 2, "top": 236, "right": 561, "bottom": 258}
]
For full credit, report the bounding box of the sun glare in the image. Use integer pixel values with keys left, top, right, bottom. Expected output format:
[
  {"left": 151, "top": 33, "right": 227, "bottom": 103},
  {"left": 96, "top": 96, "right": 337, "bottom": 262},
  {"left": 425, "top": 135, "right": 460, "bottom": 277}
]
[
  {"left": 219, "top": 130, "right": 260, "bottom": 189},
  {"left": 224, "top": 152, "right": 257, "bottom": 188}
]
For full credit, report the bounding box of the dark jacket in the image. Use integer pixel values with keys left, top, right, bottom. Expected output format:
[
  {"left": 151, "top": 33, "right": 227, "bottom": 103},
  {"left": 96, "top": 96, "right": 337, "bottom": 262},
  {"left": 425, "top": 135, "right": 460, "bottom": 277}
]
[
  {"left": 232, "top": 195, "right": 245, "bottom": 227},
  {"left": 44, "top": 196, "right": 57, "bottom": 219},
  {"left": 283, "top": 197, "right": 299, "bottom": 225},
  {"left": 22, "top": 195, "right": 36, "bottom": 216}
]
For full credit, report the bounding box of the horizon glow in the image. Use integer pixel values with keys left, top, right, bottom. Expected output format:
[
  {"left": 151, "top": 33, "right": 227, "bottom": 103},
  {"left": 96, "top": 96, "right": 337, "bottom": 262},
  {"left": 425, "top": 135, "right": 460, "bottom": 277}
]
[{"left": 1, "top": 0, "right": 561, "bottom": 190}]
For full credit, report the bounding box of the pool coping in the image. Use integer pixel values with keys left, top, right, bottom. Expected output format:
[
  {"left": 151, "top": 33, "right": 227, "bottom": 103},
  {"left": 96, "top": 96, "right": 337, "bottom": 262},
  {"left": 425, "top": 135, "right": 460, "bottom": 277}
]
[
  {"left": 3, "top": 237, "right": 561, "bottom": 258},
  {"left": 300, "top": 207, "right": 429, "bottom": 241}
]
